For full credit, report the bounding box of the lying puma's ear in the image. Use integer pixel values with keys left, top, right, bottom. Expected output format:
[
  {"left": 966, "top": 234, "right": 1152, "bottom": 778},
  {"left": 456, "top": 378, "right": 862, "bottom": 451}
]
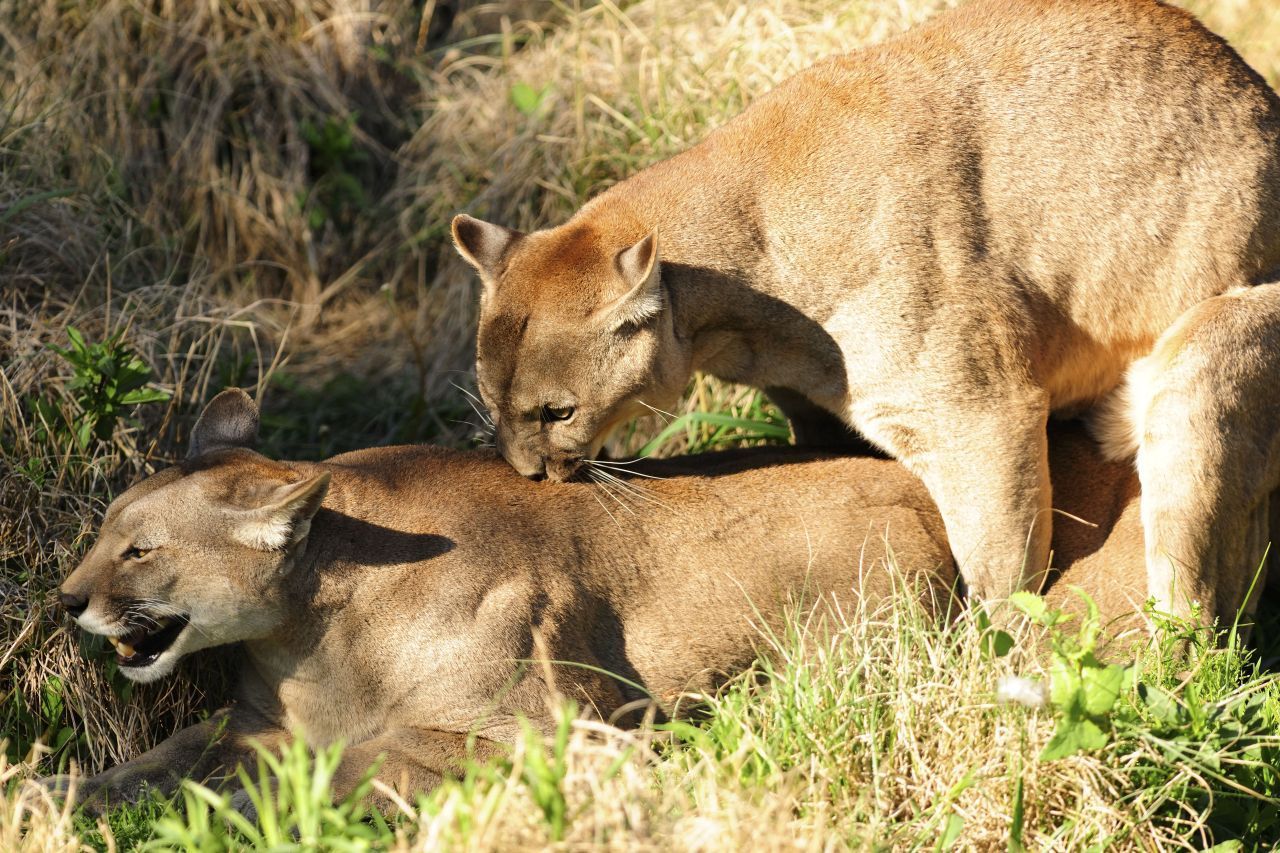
[
  {"left": 188, "top": 388, "right": 260, "bottom": 459},
  {"left": 232, "top": 472, "right": 331, "bottom": 552},
  {"left": 596, "top": 231, "right": 662, "bottom": 328},
  {"left": 451, "top": 214, "right": 523, "bottom": 289}
]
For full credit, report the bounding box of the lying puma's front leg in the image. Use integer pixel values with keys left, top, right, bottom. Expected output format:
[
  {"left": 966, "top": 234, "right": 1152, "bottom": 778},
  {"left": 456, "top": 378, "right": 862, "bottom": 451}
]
[
  {"left": 329, "top": 727, "right": 510, "bottom": 808},
  {"left": 69, "top": 709, "right": 290, "bottom": 812}
]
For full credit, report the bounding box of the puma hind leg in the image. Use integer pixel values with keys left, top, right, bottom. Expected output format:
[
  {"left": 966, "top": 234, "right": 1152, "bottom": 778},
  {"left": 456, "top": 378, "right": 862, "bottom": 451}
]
[{"left": 1088, "top": 283, "right": 1280, "bottom": 627}]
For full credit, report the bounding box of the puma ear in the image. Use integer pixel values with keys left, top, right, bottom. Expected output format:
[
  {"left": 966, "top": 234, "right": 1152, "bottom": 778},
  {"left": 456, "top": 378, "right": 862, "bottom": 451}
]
[
  {"left": 597, "top": 231, "right": 662, "bottom": 328},
  {"left": 189, "top": 389, "right": 260, "bottom": 459},
  {"left": 451, "top": 214, "right": 523, "bottom": 288},
  {"left": 231, "top": 472, "right": 331, "bottom": 552}
]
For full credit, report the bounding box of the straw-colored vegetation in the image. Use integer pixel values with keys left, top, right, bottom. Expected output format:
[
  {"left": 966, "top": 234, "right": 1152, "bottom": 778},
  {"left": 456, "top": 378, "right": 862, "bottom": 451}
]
[{"left": 3, "top": 0, "right": 1280, "bottom": 848}]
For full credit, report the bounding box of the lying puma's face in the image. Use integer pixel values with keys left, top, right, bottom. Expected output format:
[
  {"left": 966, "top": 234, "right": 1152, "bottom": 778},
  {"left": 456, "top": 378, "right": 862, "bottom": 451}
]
[
  {"left": 454, "top": 216, "right": 689, "bottom": 481},
  {"left": 59, "top": 390, "right": 328, "bottom": 683}
]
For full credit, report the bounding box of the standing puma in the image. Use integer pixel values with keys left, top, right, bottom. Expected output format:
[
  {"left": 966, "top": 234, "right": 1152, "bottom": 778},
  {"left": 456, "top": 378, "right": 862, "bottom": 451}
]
[{"left": 451, "top": 0, "right": 1280, "bottom": 610}]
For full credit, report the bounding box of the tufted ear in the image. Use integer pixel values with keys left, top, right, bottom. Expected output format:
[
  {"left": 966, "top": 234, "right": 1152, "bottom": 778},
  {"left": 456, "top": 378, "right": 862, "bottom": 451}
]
[
  {"left": 188, "top": 389, "right": 260, "bottom": 459},
  {"left": 230, "top": 472, "right": 331, "bottom": 552},
  {"left": 451, "top": 214, "right": 523, "bottom": 291},
  {"left": 595, "top": 231, "right": 663, "bottom": 328}
]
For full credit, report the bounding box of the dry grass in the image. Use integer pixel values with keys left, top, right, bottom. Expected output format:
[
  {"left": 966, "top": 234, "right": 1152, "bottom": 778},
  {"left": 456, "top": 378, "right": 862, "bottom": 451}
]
[
  {"left": 3, "top": 0, "right": 1280, "bottom": 848},
  {"left": 112, "top": 592, "right": 1278, "bottom": 851},
  {"left": 0, "top": 758, "right": 88, "bottom": 853}
]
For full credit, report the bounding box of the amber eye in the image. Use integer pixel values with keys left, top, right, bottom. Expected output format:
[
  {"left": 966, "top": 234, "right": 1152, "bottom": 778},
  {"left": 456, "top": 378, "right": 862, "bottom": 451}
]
[
  {"left": 540, "top": 405, "right": 575, "bottom": 424},
  {"left": 122, "top": 546, "right": 151, "bottom": 561}
]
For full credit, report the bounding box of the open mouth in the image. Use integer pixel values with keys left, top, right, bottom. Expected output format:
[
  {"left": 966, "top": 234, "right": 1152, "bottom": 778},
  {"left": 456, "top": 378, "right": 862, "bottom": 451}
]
[{"left": 108, "top": 615, "right": 190, "bottom": 668}]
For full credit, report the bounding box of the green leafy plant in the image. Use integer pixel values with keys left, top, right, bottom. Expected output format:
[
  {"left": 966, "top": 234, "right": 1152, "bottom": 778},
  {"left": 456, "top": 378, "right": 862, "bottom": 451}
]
[
  {"left": 3, "top": 672, "right": 81, "bottom": 768},
  {"left": 300, "top": 113, "right": 369, "bottom": 229},
  {"left": 976, "top": 606, "right": 1014, "bottom": 659},
  {"left": 1009, "top": 590, "right": 1132, "bottom": 761},
  {"left": 35, "top": 326, "right": 170, "bottom": 451}
]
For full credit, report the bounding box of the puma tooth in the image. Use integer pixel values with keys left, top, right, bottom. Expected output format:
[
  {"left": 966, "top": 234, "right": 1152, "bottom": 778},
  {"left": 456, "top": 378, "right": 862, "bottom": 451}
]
[
  {"left": 116, "top": 641, "right": 137, "bottom": 658},
  {"left": 107, "top": 636, "right": 119, "bottom": 648}
]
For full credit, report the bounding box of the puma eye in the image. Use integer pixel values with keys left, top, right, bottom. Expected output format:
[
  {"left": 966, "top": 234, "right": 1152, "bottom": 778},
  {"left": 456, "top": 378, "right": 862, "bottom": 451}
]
[
  {"left": 540, "top": 405, "right": 575, "bottom": 424},
  {"left": 122, "top": 546, "right": 151, "bottom": 561}
]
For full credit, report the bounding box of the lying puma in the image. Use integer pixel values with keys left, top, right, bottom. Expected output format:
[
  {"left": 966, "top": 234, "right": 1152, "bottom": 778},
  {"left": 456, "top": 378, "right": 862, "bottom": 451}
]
[
  {"left": 58, "top": 383, "right": 1258, "bottom": 811},
  {"left": 451, "top": 0, "right": 1280, "bottom": 616}
]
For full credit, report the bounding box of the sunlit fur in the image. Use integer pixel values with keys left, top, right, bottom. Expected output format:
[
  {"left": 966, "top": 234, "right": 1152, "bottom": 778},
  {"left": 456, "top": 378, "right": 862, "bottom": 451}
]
[{"left": 454, "top": 0, "right": 1280, "bottom": 617}]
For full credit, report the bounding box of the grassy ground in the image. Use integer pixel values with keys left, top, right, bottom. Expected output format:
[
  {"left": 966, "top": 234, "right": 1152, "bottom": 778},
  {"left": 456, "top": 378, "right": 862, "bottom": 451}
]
[{"left": 3, "top": 0, "right": 1280, "bottom": 848}]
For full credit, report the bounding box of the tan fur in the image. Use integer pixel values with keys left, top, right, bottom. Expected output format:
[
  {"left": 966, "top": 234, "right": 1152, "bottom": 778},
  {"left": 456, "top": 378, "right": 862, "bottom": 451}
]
[
  {"left": 58, "top": 385, "right": 1251, "bottom": 810},
  {"left": 1086, "top": 282, "right": 1280, "bottom": 622},
  {"left": 452, "top": 0, "right": 1280, "bottom": 608}
]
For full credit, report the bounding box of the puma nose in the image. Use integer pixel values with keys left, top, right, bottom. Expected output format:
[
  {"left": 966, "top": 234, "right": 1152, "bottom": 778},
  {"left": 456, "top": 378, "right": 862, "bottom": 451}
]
[
  {"left": 59, "top": 591, "right": 88, "bottom": 618},
  {"left": 546, "top": 456, "right": 584, "bottom": 483}
]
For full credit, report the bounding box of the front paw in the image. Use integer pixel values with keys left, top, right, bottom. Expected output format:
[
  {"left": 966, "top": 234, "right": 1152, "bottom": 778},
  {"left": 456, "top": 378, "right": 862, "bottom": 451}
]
[
  {"left": 33, "top": 771, "right": 112, "bottom": 813},
  {"left": 69, "top": 764, "right": 171, "bottom": 815},
  {"left": 229, "top": 787, "right": 260, "bottom": 823},
  {"left": 33, "top": 773, "right": 74, "bottom": 804}
]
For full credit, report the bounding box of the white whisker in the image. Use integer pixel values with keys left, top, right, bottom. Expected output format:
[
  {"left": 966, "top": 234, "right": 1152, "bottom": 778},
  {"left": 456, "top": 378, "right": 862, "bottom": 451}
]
[
  {"left": 588, "top": 458, "right": 665, "bottom": 479},
  {"left": 589, "top": 485, "right": 623, "bottom": 529},
  {"left": 454, "top": 418, "right": 495, "bottom": 438},
  {"left": 636, "top": 400, "right": 680, "bottom": 424},
  {"left": 588, "top": 469, "right": 638, "bottom": 516},
  {"left": 586, "top": 463, "right": 670, "bottom": 511},
  {"left": 450, "top": 381, "right": 495, "bottom": 429}
]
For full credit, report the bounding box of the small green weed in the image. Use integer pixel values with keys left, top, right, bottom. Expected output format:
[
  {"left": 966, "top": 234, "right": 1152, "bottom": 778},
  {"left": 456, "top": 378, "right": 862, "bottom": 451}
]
[
  {"left": 510, "top": 82, "right": 553, "bottom": 116},
  {"left": 516, "top": 706, "right": 574, "bottom": 841},
  {"left": 998, "top": 589, "right": 1280, "bottom": 845},
  {"left": 1009, "top": 590, "right": 1133, "bottom": 761},
  {"left": 31, "top": 326, "right": 170, "bottom": 452},
  {"left": 300, "top": 114, "right": 370, "bottom": 230}
]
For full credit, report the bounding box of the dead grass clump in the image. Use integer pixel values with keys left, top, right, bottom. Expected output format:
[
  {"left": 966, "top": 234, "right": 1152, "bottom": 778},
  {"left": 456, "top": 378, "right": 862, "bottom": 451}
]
[{"left": 2, "top": 0, "right": 446, "bottom": 306}]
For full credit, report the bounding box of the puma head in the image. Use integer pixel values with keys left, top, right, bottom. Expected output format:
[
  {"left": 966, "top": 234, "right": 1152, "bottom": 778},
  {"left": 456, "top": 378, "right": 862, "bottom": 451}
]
[
  {"left": 58, "top": 389, "right": 329, "bottom": 683},
  {"left": 452, "top": 214, "right": 689, "bottom": 481}
]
